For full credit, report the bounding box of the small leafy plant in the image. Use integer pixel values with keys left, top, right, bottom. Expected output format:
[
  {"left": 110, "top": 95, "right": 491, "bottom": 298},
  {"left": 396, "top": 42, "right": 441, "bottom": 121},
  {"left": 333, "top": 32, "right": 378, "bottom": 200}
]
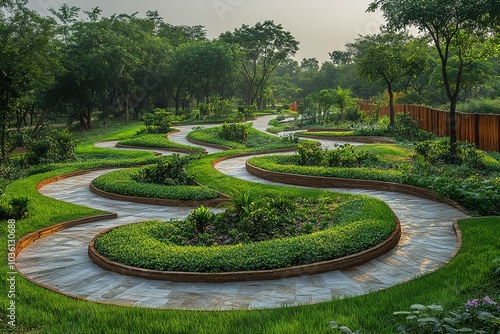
[
  {"left": 394, "top": 298, "right": 500, "bottom": 334},
  {"left": 328, "top": 321, "right": 361, "bottom": 334},
  {"left": 0, "top": 187, "right": 30, "bottom": 220},
  {"left": 187, "top": 205, "right": 214, "bottom": 235}
]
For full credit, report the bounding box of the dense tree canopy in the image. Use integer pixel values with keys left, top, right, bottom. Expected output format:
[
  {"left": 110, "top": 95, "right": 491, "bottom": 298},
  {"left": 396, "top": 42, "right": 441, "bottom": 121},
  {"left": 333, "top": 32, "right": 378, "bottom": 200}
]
[
  {"left": 354, "top": 32, "right": 428, "bottom": 127},
  {"left": 368, "top": 0, "right": 500, "bottom": 151},
  {"left": 0, "top": 1, "right": 499, "bottom": 161},
  {"left": 220, "top": 20, "right": 299, "bottom": 109}
]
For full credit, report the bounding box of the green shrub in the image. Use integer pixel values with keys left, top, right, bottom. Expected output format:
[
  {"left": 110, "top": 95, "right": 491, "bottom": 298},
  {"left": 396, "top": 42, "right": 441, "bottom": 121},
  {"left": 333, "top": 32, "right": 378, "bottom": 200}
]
[
  {"left": 133, "top": 154, "right": 198, "bottom": 186},
  {"left": 24, "top": 128, "right": 77, "bottom": 166},
  {"left": 416, "top": 138, "right": 485, "bottom": 169},
  {"left": 187, "top": 205, "right": 214, "bottom": 235},
  {"left": 296, "top": 143, "right": 372, "bottom": 168},
  {"left": 139, "top": 108, "right": 173, "bottom": 134},
  {"left": 324, "top": 144, "right": 371, "bottom": 168},
  {"left": 393, "top": 298, "right": 500, "bottom": 334},
  {"left": 219, "top": 123, "right": 249, "bottom": 142},
  {"left": 388, "top": 114, "right": 435, "bottom": 143},
  {"left": 297, "top": 143, "right": 324, "bottom": 166},
  {"left": 457, "top": 98, "right": 500, "bottom": 115},
  {"left": 295, "top": 131, "right": 356, "bottom": 137},
  {"left": 188, "top": 126, "right": 303, "bottom": 150},
  {"left": 8, "top": 197, "right": 30, "bottom": 219},
  {"left": 354, "top": 117, "right": 389, "bottom": 136},
  {"left": 0, "top": 187, "right": 30, "bottom": 220}
]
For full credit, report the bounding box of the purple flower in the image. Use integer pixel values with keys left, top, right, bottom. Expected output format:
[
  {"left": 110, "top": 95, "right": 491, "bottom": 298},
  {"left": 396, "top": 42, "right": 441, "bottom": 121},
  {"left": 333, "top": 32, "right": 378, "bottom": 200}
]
[
  {"left": 481, "top": 296, "right": 497, "bottom": 306},
  {"left": 466, "top": 299, "right": 479, "bottom": 308}
]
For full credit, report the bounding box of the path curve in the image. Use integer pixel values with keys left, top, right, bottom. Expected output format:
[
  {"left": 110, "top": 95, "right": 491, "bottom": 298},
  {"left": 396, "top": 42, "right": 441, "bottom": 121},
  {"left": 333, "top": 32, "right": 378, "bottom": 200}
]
[{"left": 16, "top": 116, "right": 468, "bottom": 310}]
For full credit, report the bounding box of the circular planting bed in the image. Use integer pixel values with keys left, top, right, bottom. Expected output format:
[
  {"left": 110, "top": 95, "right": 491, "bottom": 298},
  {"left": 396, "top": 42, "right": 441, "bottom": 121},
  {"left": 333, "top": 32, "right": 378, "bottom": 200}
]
[{"left": 89, "top": 196, "right": 401, "bottom": 282}]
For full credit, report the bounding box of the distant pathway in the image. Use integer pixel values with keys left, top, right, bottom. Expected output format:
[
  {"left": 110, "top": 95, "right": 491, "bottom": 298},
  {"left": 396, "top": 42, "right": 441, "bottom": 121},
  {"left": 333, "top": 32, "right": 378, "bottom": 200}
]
[{"left": 15, "top": 116, "right": 468, "bottom": 310}]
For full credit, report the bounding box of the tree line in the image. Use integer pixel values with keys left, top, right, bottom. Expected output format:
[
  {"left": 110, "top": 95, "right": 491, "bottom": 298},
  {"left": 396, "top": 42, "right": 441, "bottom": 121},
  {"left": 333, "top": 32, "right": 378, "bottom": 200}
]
[{"left": 1, "top": 0, "right": 499, "bottom": 161}]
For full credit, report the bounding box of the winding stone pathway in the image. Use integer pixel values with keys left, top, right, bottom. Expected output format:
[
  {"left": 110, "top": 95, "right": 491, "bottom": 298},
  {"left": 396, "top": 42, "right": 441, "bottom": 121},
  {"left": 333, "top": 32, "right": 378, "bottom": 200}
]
[{"left": 15, "top": 116, "right": 469, "bottom": 310}]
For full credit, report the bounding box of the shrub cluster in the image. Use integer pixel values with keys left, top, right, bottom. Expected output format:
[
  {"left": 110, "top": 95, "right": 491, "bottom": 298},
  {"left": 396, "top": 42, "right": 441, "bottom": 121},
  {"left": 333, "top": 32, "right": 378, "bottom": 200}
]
[
  {"left": 138, "top": 108, "right": 173, "bottom": 134},
  {"left": 331, "top": 295, "right": 500, "bottom": 334},
  {"left": 387, "top": 114, "right": 435, "bottom": 143},
  {"left": 188, "top": 125, "right": 303, "bottom": 150},
  {"left": 23, "top": 128, "right": 77, "bottom": 166},
  {"left": 0, "top": 187, "right": 30, "bottom": 220},
  {"left": 457, "top": 98, "right": 500, "bottom": 115},
  {"left": 416, "top": 137, "right": 485, "bottom": 169},
  {"left": 296, "top": 143, "right": 372, "bottom": 168},
  {"left": 133, "top": 154, "right": 199, "bottom": 186},
  {"left": 393, "top": 297, "right": 500, "bottom": 334},
  {"left": 295, "top": 131, "right": 356, "bottom": 138},
  {"left": 219, "top": 123, "right": 249, "bottom": 143},
  {"left": 354, "top": 114, "right": 434, "bottom": 143}
]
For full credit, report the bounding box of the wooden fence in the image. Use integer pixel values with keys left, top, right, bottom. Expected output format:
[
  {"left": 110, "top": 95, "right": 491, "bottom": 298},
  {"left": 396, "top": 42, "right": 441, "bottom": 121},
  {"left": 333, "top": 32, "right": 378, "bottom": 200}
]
[
  {"left": 359, "top": 103, "right": 500, "bottom": 152},
  {"left": 289, "top": 101, "right": 299, "bottom": 112}
]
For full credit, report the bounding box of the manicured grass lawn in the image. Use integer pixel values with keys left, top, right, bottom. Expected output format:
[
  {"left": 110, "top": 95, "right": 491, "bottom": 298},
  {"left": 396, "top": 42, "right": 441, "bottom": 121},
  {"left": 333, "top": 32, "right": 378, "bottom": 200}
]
[
  {"left": 2, "top": 211, "right": 498, "bottom": 333},
  {"left": 1, "top": 122, "right": 498, "bottom": 333}
]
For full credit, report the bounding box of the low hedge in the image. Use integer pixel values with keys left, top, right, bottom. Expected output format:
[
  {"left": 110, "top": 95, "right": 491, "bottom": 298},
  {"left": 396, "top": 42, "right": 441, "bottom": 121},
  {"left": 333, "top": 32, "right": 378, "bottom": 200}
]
[
  {"left": 92, "top": 168, "right": 219, "bottom": 201},
  {"left": 118, "top": 134, "right": 205, "bottom": 152},
  {"left": 16, "top": 156, "right": 161, "bottom": 179},
  {"left": 295, "top": 131, "right": 356, "bottom": 137},
  {"left": 93, "top": 197, "right": 397, "bottom": 273},
  {"left": 248, "top": 155, "right": 404, "bottom": 183}
]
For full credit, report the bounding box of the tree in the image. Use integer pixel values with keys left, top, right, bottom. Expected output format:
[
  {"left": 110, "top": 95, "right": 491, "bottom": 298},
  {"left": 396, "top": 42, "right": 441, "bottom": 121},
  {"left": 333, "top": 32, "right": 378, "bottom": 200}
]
[
  {"left": 368, "top": 0, "right": 500, "bottom": 153},
  {"left": 173, "top": 40, "right": 238, "bottom": 116},
  {"left": 220, "top": 20, "right": 299, "bottom": 109},
  {"left": 354, "top": 32, "right": 427, "bottom": 127},
  {"left": 329, "top": 50, "right": 354, "bottom": 66},
  {"left": 0, "top": 1, "right": 57, "bottom": 160}
]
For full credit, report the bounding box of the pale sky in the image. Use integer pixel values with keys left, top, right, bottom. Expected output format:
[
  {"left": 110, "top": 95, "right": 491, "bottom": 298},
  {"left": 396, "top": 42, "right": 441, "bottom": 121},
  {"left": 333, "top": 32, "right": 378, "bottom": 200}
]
[{"left": 29, "top": 0, "right": 385, "bottom": 62}]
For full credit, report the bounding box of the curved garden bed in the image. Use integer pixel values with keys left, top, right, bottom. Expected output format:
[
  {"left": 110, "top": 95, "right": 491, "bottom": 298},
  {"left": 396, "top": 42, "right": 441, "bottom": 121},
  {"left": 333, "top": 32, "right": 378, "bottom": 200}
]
[
  {"left": 90, "top": 196, "right": 400, "bottom": 282},
  {"left": 245, "top": 157, "right": 464, "bottom": 210},
  {"left": 294, "top": 131, "right": 395, "bottom": 143},
  {"left": 187, "top": 125, "right": 304, "bottom": 150},
  {"left": 91, "top": 168, "right": 226, "bottom": 205},
  {"left": 89, "top": 217, "right": 401, "bottom": 283},
  {"left": 117, "top": 132, "right": 206, "bottom": 153}
]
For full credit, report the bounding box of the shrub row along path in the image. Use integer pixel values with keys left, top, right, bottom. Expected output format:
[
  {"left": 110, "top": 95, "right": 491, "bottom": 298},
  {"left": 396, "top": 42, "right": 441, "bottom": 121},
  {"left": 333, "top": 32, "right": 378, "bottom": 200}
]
[{"left": 16, "top": 116, "right": 469, "bottom": 310}]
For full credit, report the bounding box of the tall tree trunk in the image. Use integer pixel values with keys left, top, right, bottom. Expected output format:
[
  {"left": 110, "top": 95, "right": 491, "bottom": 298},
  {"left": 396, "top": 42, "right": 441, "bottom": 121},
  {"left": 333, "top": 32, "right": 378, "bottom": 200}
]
[
  {"left": 388, "top": 83, "right": 395, "bottom": 128},
  {"left": 0, "top": 110, "right": 9, "bottom": 161}
]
